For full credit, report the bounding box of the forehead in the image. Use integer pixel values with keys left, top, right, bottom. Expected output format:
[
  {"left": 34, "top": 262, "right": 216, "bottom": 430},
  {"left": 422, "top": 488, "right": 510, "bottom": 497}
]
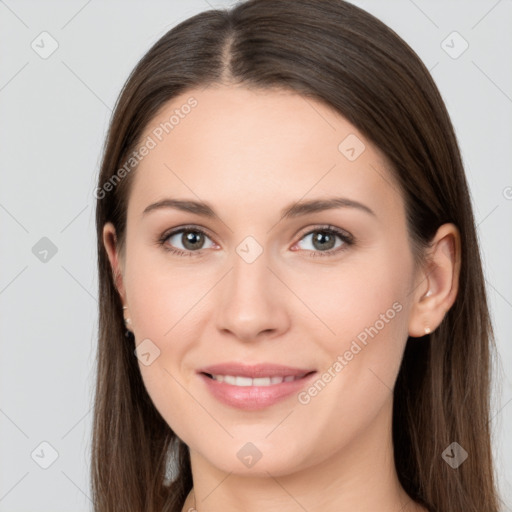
[{"left": 128, "top": 85, "right": 403, "bottom": 222}]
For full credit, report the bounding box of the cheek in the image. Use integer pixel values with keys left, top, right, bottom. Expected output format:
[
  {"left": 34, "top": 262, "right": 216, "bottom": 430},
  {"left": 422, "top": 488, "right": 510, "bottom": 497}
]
[
  {"left": 291, "top": 251, "right": 408, "bottom": 349},
  {"left": 294, "top": 251, "right": 410, "bottom": 423},
  {"left": 124, "top": 247, "right": 211, "bottom": 341},
  {"left": 123, "top": 252, "right": 212, "bottom": 431},
  {"left": 290, "top": 300, "right": 408, "bottom": 466}
]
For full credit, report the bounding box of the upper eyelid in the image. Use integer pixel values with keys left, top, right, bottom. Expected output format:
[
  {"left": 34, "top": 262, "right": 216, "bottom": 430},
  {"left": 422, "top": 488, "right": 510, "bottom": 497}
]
[{"left": 162, "top": 224, "right": 215, "bottom": 243}]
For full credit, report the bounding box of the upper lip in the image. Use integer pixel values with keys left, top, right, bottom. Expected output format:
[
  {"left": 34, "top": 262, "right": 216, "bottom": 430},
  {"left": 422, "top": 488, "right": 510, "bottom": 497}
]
[{"left": 197, "top": 362, "right": 316, "bottom": 379}]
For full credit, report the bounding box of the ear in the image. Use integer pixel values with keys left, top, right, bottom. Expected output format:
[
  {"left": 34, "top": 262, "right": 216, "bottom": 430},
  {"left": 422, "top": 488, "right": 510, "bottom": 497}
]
[
  {"left": 408, "top": 223, "right": 461, "bottom": 337},
  {"left": 102, "top": 222, "right": 127, "bottom": 303}
]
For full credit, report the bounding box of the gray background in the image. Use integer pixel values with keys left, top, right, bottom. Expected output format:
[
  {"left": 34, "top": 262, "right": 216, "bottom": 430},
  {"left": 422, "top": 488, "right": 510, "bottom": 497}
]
[{"left": 0, "top": 0, "right": 511, "bottom": 510}]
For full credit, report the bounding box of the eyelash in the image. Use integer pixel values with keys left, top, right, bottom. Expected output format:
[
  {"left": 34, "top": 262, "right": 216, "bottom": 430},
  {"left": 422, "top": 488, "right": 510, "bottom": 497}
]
[{"left": 157, "top": 224, "right": 354, "bottom": 258}]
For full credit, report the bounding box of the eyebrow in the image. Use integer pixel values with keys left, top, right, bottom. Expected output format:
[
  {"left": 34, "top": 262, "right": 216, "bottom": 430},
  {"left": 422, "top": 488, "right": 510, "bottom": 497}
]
[{"left": 142, "top": 197, "right": 376, "bottom": 219}]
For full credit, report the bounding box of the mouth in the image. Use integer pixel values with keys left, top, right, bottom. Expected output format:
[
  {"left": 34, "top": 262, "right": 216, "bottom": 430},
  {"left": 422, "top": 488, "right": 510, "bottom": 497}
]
[
  {"left": 200, "top": 372, "right": 315, "bottom": 386},
  {"left": 196, "top": 363, "right": 317, "bottom": 410}
]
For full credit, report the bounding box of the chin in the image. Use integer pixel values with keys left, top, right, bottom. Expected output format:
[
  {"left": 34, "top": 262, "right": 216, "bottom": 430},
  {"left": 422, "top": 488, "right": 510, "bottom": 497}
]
[{"left": 200, "top": 439, "right": 309, "bottom": 477}]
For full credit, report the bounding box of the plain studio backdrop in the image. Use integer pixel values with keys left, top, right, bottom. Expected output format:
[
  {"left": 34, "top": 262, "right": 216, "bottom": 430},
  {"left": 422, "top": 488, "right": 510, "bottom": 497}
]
[{"left": 0, "top": 1, "right": 511, "bottom": 510}]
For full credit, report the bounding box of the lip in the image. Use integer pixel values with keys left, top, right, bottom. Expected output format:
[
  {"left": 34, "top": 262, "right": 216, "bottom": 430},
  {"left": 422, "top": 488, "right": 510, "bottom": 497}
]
[{"left": 197, "top": 363, "right": 317, "bottom": 411}]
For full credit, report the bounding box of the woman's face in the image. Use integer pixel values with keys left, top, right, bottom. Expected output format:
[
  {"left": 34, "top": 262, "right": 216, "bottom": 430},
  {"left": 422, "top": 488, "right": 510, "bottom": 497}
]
[{"left": 105, "top": 84, "right": 424, "bottom": 477}]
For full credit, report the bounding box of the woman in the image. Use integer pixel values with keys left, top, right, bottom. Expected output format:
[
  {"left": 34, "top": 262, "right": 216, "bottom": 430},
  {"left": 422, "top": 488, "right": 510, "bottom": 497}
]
[{"left": 92, "top": 0, "right": 501, "bottom": 510}]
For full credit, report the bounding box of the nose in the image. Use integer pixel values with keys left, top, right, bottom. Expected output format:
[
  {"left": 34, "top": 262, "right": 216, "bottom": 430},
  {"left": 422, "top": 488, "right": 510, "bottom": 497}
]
[{"left": 214, "top": 249, "right": 290, "bottom": 343}]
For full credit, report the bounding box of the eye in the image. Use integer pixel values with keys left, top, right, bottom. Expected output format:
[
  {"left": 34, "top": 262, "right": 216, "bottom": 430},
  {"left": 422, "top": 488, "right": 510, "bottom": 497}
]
[
  {"left": 158, "top": 226, "right": 216, "bottom": 256},
  {"left": 157, "top": 224, "right": 354, "bottom": 258},
  {"left": 293, "top": 225, "right": 354, "bottom": 257}
]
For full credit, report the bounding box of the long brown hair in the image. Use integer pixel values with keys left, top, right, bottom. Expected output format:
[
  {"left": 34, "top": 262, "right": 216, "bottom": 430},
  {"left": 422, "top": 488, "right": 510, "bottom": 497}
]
[{"left": 92, "top": 1, "right": 501, "bottom": 510}]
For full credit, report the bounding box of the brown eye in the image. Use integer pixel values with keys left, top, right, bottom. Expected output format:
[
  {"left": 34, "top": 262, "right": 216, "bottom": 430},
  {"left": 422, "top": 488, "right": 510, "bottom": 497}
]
[
  {"left": 159, "top": 226, "right": 216, "bottom": 255},
  {"left": 294, "top": 226, "right": 354, "bottom": 257},
  {"left": 177, "top": 230, "right": 206, "bottom": 251}
]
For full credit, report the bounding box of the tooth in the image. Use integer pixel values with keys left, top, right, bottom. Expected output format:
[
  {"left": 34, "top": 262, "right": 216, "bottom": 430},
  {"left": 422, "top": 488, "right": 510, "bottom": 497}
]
[
  {"left": 210, "top": 374, "right": 302, "bottom": 386},
  {"left": 235, "top": 376, "right": 253, "bottom": 386},
  {"left": 223, "top": 375, "right": 237, "bottom": 385},
  {"left": 253, "top": 377, "right": 272, "bottom": 386}
]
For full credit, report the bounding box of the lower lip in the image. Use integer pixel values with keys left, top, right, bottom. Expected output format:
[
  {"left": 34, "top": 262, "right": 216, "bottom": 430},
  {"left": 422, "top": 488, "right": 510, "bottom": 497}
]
[{"left": 198, "top": 372, "right": 317, "bottom": 410}]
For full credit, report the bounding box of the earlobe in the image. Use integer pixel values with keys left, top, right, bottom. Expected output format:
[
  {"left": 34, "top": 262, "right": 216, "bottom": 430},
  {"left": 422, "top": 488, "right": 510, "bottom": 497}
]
[{"left": 408, "top": 223, "right": 461, "bottom": 338}]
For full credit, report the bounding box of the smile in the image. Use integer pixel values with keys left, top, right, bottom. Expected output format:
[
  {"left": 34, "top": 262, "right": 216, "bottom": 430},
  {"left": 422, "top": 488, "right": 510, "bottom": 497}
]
[{"left": 204, "top": 373, "right": 309, "bottom": 386}]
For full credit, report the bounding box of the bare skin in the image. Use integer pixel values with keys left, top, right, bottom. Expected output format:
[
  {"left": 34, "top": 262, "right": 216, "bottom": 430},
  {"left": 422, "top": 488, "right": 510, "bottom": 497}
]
[{"left": 103, "top": 84, "right": 460, "bottom": 512}]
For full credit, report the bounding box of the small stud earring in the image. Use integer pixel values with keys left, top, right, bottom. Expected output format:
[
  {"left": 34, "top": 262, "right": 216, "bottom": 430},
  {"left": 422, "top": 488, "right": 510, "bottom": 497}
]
[
  {"left": 122, "top": 306, "right": 131, "bottom": 324},
  {"left": 424, "top": 289, "right": 432, "bottom": 298},
  {"left": 122, "top": 306, "right": 133, "bottom": 338},
  {"left": 425, "top": 326, "right": 431, "bottom": 334}
]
